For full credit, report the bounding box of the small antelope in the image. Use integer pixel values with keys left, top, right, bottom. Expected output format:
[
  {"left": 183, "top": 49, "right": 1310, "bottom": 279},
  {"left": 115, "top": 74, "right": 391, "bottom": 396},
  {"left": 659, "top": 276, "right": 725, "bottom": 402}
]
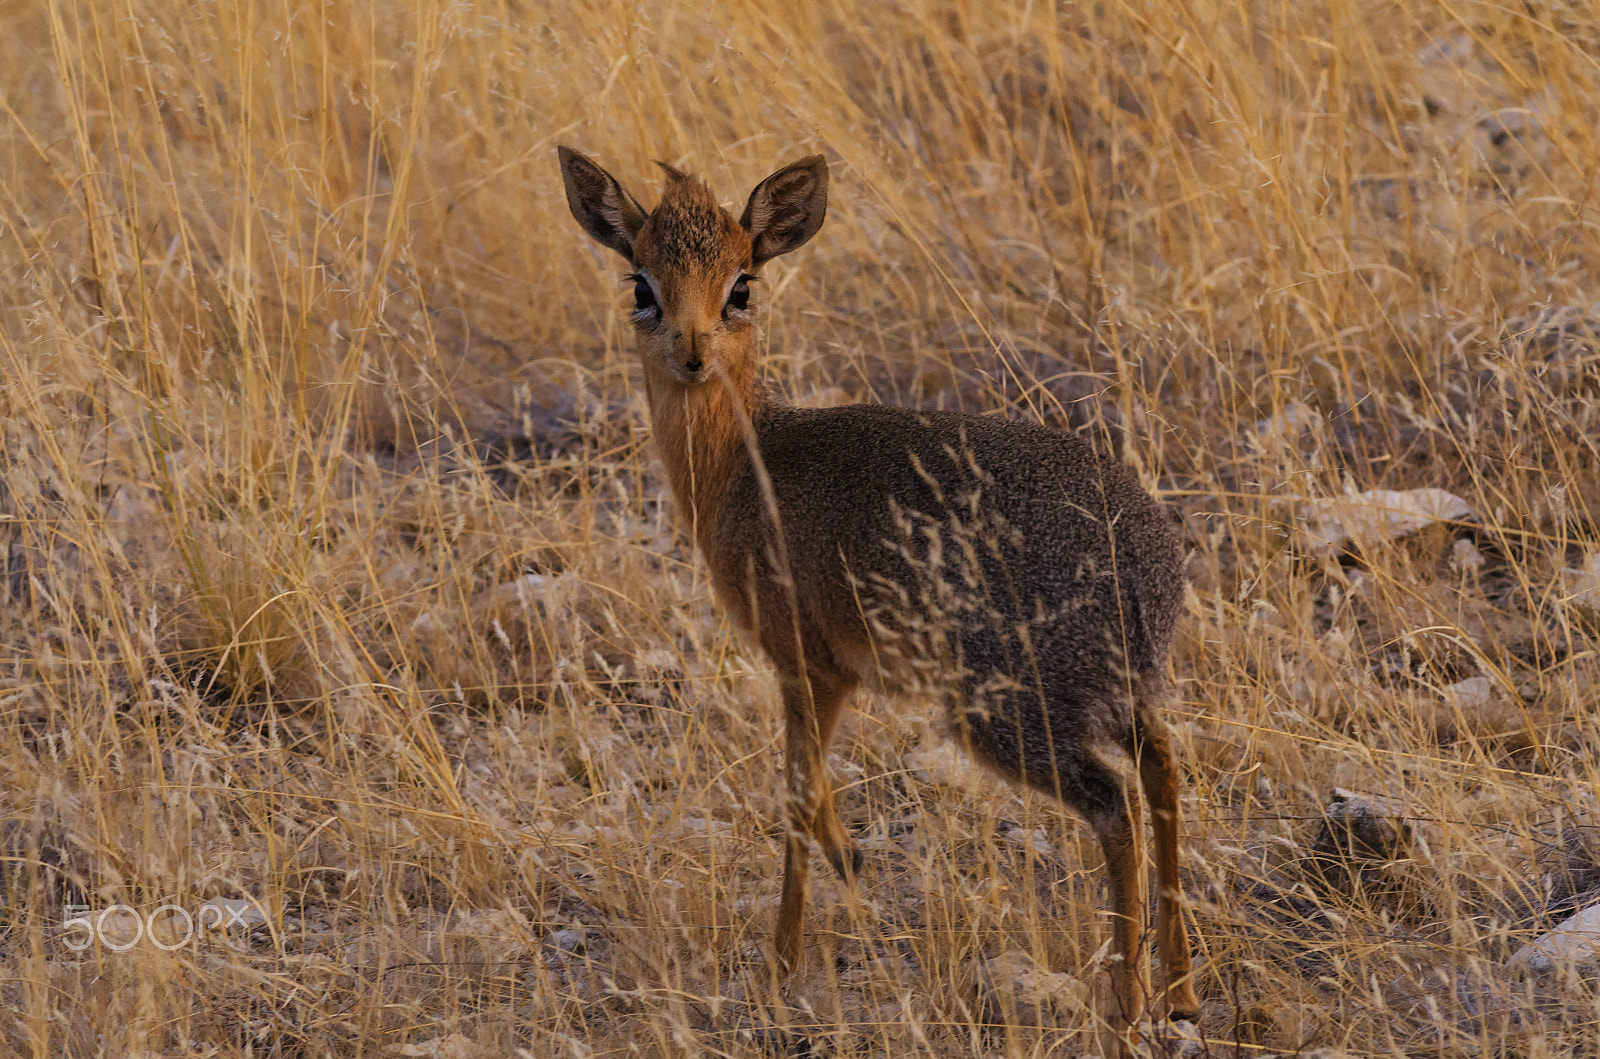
[{"left": 557, "top": 146, "right": 1201, "bottom": 1038}]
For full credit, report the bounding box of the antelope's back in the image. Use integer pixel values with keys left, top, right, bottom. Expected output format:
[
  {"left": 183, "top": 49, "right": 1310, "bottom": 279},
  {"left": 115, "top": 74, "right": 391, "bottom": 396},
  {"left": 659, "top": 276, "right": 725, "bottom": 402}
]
[{"left": 709, "top": 403, "right": 1185, "bottom": 695}]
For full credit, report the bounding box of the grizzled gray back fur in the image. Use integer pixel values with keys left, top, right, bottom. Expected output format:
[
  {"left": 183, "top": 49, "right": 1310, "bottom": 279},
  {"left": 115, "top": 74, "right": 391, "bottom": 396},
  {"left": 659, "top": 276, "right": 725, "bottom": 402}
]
[{"left": 714, "top": 403, "right": 1183, "bottom": 821}]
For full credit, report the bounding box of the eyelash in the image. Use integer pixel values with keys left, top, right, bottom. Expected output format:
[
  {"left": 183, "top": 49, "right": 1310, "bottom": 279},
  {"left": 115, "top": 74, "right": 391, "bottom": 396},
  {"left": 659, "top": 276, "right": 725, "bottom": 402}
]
[
  {"left": 624, "top": 272, "right": 754, "bottom": 323},
  {"left": 629, "top": 273, "right": 658, "bottom": 322},
  {"left": 725, "top": 274, "right": 752, "bottom": 317}
]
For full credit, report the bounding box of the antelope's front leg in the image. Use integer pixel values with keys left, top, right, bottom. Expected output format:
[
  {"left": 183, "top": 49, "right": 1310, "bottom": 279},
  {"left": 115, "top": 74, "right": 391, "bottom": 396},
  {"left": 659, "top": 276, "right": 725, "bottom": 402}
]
[{"left": 773, "top": 676, "right": 854, "bottom": 973}]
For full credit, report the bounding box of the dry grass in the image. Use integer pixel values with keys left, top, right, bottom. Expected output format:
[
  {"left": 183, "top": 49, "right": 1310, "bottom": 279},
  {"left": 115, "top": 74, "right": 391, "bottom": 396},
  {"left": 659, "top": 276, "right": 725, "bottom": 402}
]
[{"left": 2, "top": 0, "right": 1600, "bottom": 1055}]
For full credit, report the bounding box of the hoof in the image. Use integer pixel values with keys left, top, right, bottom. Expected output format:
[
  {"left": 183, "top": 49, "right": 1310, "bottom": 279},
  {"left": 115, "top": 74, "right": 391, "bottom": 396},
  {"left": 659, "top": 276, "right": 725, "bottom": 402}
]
[
  {"left": 1166, "top": 992, "right": 1202, "bottom": 1024},
  {"left": 828, "top": 843, "right": 863, "bottom": 883}
]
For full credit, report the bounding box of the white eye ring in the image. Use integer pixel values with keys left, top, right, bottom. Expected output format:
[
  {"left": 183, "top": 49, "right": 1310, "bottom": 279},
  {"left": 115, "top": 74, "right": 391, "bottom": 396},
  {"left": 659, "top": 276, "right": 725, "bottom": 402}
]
[
  {"left": 724, "top": 273, "right": 753, "bottom": 317},
  {"left": 628, "top": 271, "right": 662, "bottom": 323}
]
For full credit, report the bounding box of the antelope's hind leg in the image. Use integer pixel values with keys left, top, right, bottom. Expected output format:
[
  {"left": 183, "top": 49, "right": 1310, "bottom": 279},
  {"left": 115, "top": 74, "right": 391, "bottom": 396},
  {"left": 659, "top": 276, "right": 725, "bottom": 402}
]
[
  {"left": 1087, "top": 774, "right": 1151, "bottom": 1052},
  {"left": 1135, "top": 680, "right": 1201, "bottom": 1021},
  {"left": 959, "top": 689, "right": 1151, "bottom": 1046},
  {"left": 815, "top": 772, "right": 863, "bottom": 882}
]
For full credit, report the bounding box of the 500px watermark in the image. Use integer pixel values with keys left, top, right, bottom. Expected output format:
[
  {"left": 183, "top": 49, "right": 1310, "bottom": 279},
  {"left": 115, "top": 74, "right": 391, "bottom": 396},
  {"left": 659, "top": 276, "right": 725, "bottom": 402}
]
[{"left": 59, "top": 900, "right": 263, "bottom": 951}]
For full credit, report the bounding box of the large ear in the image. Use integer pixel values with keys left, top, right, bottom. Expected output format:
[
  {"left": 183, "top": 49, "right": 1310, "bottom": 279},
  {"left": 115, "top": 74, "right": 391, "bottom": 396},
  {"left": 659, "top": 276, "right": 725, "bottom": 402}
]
[
  {"left": 558, "top": 146, "right": 648, "bottom": 261},
  {"left": 739, "top": 155, "right": 828, "bottom": 268}
]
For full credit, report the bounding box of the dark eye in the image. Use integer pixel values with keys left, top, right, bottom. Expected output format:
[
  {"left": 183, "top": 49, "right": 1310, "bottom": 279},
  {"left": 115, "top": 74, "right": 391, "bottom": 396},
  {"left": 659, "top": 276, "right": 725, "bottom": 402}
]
[
  {"left": 632, "top": 274, "right": 657, "bottom": 314},
  {"left": 726, "top": 275, "right": 750, "bottom": 315}
]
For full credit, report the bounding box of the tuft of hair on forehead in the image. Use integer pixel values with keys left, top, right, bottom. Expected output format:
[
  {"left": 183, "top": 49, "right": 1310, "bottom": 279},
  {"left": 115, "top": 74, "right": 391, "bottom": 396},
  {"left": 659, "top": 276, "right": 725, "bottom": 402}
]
[{"left": 640, "top": 165, "right": 749, "bottom": 273}]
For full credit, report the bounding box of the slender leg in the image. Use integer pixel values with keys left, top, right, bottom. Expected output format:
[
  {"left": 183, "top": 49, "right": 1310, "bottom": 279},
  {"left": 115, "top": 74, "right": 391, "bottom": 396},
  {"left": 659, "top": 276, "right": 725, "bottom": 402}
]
[
  {"left": 809, "top": 683, "right": 862, "bottom": 883},
  {"left": 774, "top": 674, "right": 855, "bottom": 973},
  {"left": 1137, "top": 707, "right": 1201, "bottom": 1020},
  {"left": 775, "top": 821, "right": 809, "bottom": 973},
  {"left": 1093, "top": 792, "right": 1149, "bottom": 1056}
]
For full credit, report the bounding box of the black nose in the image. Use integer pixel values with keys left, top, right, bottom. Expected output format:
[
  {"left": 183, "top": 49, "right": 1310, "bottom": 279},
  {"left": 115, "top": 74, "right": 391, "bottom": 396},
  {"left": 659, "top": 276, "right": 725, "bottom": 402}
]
[{"left": 685, "top": 356, "right": 703, "bottom": 373}]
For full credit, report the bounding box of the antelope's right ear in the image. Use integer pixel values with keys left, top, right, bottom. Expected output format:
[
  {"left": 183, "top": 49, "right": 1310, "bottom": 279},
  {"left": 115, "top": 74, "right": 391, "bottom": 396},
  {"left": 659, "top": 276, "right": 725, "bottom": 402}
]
[{"left": 558, "top": 146, "right": 648, "bottom": 262}]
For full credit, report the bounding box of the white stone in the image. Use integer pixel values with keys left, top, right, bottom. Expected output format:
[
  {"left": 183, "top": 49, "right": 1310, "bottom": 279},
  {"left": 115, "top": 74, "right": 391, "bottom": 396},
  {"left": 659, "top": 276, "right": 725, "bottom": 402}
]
[
  {"left": 1563, "top": 554, "right": 1600, "bottom": 616},
  {"left": 1000, "top": 824, "right": 1056, "bottom": 859},
  {"left": 1450, "top": 538, "right": 1484, "bottom": 573},
  {"left": 1299, "top": 489, "right": 1474, "bottom": 554},
  {"left": 1252, "top": 401, "right": 1314, "bottom": 447},
  {"left": 905, "top": 739, "right": 987, "bottom": 791},
  {"left": 1509, "top": 902, "right": 1600, "bottom": 974},
  {"left": 388, "top": 1034, "right": 485, "bottom": 1059},
  {"left": 977, "top": 950, "right": 1089, "bottom": 1026},
  {"left": 544, "top": 927, "right": 588, "bottom": 954},
  {"left": 1442, "top": 676, "right": 1494, "bottom": 710}
]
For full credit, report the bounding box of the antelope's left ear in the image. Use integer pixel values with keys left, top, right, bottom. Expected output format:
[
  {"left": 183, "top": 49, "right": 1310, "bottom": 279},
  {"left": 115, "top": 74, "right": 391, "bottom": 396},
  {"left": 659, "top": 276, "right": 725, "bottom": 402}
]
[{"left": 739, "top": 155, "right": 828, "bottom": 269}]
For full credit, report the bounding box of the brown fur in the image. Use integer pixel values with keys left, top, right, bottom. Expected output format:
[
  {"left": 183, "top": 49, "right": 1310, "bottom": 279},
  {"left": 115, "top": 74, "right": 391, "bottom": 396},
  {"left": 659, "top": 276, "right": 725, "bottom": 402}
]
[
  {"left": 558, "top": 146, "right": 1201, "bottom": 1046},
  {"left": 629, "top": 170, "right": 762, "bottom": 554}
]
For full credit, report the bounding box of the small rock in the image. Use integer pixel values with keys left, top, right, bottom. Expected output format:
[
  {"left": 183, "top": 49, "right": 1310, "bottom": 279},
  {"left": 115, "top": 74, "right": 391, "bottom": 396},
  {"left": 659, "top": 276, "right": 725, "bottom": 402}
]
[
  {"left": 1384, "top": 967, "right": 1453, "bottom": 1016},
  {"left": 1449, "top": 538, "right": 1485, "bottom": 573},
  {"left": 1479, "top": 107, "right": 1542, "bottom": 146},
  {"left": 856, "top": 827, "right": 897, "bottom": 853},
  {"left": 1252, "top": 401, "right": 1314, "bottom": 448},
  {"left": 544, "top": 927, "right": 588, "bottom": 955},
  {"left": 1442, "top": 676, "right": 1495, "bottom": 711},
  {"left": 1312, "top": 788, "right": 1413, "bottom": 862},
  {"left": 673, "top": 816, "right": 733, "bottom": 840},
  {"left": 1417, "top": 30, "right": 1473, "bottom": 65},
  {"left": 905, "top": 739, "right": 986, "bottom": 791},
  {"left": 562, "top": 821, "right": 624, "bottom": 845},
  {"left": 1508, "top": 902, "right": 1600, "bottom": 974},
  {"left": 1150, "top": 1018, "right": 1205, "bottom": 1058},
  {"left": 1562, "top": 554, "right": 1600, "bottom": 616},
  {"left": 997, "top": 821, "right": 1056, "bottom": 858},
  {"left": 444, "top": 908, "right": 535, "bottom": 968},
  {"left": 976, "top": 950, "right": 1089, "bottom": 1028},
  {"left": 389, "top": 1034, "right": 485, "bottom": 1059}
]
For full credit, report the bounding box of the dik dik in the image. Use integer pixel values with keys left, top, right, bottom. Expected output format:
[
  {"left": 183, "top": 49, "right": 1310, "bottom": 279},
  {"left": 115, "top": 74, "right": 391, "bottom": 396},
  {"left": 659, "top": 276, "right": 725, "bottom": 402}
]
[{"left": 558, "top": 146, "right": 1201, "bottom": 1040}]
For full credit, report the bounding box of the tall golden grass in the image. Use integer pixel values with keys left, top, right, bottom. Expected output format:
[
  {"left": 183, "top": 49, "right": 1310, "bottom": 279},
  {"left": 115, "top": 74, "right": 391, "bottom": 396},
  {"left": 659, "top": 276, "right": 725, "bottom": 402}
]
[{"left": 2, "top": 0, "right": 1598, "bottom": 1054}]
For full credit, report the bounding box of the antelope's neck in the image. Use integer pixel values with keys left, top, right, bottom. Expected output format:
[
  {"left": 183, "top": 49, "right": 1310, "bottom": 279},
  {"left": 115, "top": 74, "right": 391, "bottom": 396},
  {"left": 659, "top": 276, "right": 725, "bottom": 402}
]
[{"left": 647, "top": 369, "right": 767, "bottom": 556}]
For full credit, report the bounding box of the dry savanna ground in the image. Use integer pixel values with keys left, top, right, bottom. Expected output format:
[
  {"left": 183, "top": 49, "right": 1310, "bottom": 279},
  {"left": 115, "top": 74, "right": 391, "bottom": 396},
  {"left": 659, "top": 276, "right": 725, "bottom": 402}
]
[{"left": 3, "top": 0, "right": 1600, "bottom": 1056}]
